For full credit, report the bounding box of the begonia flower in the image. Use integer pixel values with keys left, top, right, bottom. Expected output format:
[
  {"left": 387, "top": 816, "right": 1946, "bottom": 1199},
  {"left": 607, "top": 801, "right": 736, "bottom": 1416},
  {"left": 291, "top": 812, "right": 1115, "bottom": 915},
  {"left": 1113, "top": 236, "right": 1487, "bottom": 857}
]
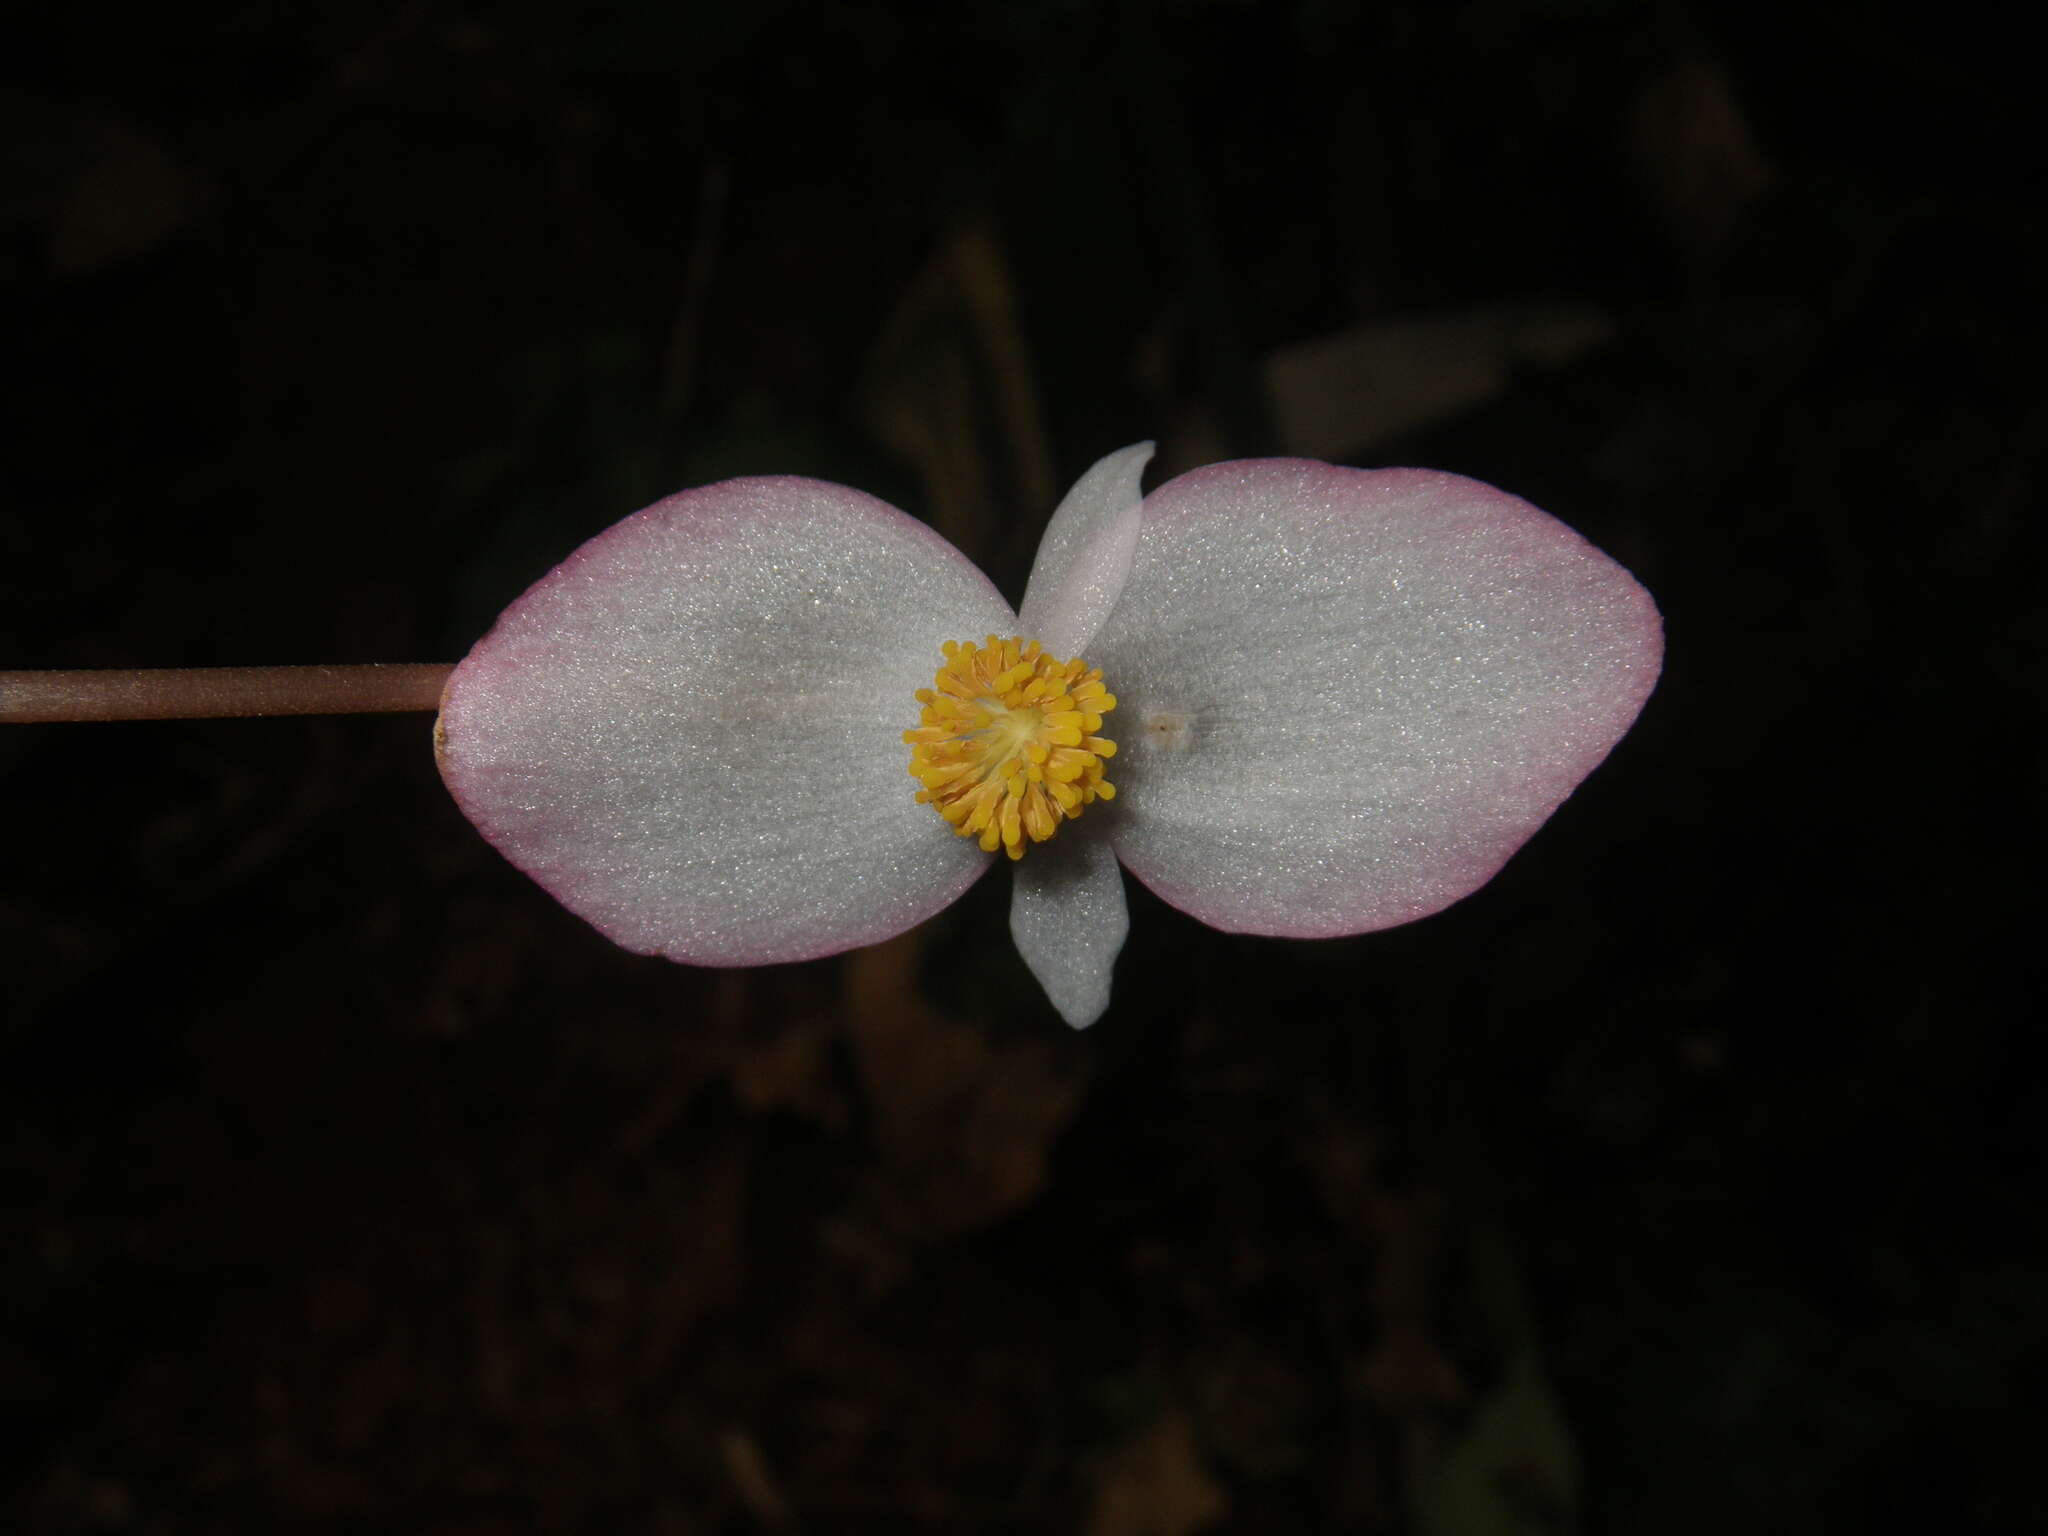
[{"left": 436, "top": 444, "right": 1661, "bottom": 1027}]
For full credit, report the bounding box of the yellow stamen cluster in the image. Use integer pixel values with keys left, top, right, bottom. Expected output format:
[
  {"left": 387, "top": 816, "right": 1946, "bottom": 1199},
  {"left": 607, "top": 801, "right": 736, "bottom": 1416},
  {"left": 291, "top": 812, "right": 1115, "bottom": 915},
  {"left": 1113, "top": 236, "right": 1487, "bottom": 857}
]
[{"left": 904, "top": 636, "right": 1118, "bottom": 860}]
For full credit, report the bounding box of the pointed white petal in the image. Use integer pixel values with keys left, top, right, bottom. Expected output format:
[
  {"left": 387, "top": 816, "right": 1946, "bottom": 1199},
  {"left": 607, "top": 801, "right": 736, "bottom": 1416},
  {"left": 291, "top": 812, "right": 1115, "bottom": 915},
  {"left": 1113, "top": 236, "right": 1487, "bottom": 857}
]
[
  {"left": 439, "top": 476, "right": 1016, "bottom": 965},
  {"left": 1009, "top": 833, "right": 1129, "bottom": 1029},
  {"left": 1090, "top": 459, "right": 1661, "bottom": 937},
  {"left": 1017, "top": 442, "right": 1154, "bottom": 658}
]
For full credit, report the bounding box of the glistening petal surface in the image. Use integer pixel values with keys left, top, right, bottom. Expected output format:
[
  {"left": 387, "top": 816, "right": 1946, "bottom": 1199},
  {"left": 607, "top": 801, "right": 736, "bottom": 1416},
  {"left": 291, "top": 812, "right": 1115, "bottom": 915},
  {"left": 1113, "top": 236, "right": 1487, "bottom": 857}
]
[
  {"left": 1017, "top": 441, "right": 1153, "bottom": 658},
  {"left": 1090, "top": 459, "right": 1662, "bottom": 937},
  {"left": 1009, "top": 833, "right": 1129, "bottom": 1030},
  {"left": 438, "top": 476, "right": 1014, "bottom": 965}
]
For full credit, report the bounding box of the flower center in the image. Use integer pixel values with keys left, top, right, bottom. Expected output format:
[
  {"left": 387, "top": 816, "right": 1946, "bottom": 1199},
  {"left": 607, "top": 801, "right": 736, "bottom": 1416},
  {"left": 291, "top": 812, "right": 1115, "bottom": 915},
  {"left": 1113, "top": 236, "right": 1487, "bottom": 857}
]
[{"left": 904, "top": 636, "right": 1118, "bottom": 860}]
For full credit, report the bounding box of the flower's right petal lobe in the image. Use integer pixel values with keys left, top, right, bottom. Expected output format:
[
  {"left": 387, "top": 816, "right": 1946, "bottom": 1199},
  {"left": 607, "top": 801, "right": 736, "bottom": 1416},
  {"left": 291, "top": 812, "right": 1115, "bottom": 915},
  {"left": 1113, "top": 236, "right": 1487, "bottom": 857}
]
[
  {"left": 438, "top": 476, "right": 1015, "bottom": 966},
  {"left": 1092, "top": 459, "right": 1662, "bottom": 937},
  {"left": 1017, "top": 442, "right": 1153, "bottom": 658},
  {"left": 1010, "top": 833, "right": 1129, "bottom": 1029}
]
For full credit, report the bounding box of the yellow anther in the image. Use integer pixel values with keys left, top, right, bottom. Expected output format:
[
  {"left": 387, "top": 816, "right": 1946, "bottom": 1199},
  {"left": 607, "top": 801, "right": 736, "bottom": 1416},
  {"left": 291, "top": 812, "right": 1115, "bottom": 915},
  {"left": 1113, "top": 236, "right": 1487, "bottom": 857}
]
[{"left": 904, "top": 636, "right": 1118, "bottom": 860}]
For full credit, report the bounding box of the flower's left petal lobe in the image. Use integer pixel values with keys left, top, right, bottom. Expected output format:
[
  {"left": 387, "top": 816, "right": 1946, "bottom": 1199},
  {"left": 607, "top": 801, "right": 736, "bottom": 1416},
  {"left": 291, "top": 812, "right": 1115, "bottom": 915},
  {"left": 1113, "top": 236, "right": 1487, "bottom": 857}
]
[
  {"left": 438, "top": 476, "right": 1015, "bottom": 965},
  {"left": 1010, "top": 833, "right": 1129, "bottom": 1029},
  {"left": 1093, "top": 459, "right": 1662, "bottom": 938},
  {"left": 1018, "top": 442, "right": 1153, "bottom": 658}
]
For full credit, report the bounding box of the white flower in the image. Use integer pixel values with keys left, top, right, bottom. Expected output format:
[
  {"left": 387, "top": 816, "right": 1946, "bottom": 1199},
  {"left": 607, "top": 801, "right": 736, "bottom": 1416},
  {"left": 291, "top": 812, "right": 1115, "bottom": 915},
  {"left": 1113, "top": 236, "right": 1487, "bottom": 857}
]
[{"left": 437, "top": 444, "right": 1662, "bottom": 1026}]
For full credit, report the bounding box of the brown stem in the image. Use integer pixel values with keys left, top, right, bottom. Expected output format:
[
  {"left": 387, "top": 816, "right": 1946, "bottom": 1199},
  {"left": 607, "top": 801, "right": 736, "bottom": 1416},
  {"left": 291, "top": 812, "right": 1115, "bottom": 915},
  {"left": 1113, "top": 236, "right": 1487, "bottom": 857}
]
[{"left": 0, "top": 664, "right": 455, "bottom": 723}]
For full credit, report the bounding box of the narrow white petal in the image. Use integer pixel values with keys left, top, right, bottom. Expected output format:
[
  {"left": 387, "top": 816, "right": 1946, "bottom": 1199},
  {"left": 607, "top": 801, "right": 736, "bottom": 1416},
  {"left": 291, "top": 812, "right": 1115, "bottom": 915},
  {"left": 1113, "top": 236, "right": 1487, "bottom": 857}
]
[
  {"left": 1009, "top": 833, "right": 1129, "bottom": 1029},
  {"left": 1090, "top": 459, "right": 1662, "bottom": 937},
  {"left": 439, "top": 476, "right": 1016, "bottom": 965},
  {"left": 1017, "top": 442, "right": 1154, "bottom": 658}
]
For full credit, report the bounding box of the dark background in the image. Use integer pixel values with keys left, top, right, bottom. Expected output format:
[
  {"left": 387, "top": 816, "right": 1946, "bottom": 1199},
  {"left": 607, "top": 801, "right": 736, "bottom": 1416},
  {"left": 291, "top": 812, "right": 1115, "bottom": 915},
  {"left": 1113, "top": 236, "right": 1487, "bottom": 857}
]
[{"left": 3, "top": 1, "right": 2040, "bottom": 1530}]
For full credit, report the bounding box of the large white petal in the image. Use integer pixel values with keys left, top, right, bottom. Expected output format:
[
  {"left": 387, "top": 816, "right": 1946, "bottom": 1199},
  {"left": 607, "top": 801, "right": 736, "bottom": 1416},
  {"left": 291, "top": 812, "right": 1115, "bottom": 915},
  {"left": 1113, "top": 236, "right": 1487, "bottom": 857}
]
[
  {"left": 1016, "top": 442, "right": 1153, "bottom": 658},
  {"left": 1090, "top": 459, "right": 1662, "bottom": 937},
  {"left": 1010, "top": 833, "right": 1129, "bottom": 1029},
  {"left": 438, "top": 476, "right": 1015, "bottom": 964}
]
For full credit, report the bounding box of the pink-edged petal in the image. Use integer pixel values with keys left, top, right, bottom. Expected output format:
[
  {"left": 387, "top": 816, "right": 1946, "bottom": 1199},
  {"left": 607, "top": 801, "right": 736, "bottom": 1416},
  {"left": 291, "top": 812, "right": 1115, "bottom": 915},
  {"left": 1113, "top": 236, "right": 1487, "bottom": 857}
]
[
  {"left": 1009, "top": 833, "right": 1129, "bottom": 1029},
  {"left": 1089, "top": 459, "right": 1662, "bottom": 937},
  {"left": 1017, "top": 442, "right": 1153, "bottom": 658},
  {"left": 438, "top": 475, "right": 1015, "bottom": 965}
]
